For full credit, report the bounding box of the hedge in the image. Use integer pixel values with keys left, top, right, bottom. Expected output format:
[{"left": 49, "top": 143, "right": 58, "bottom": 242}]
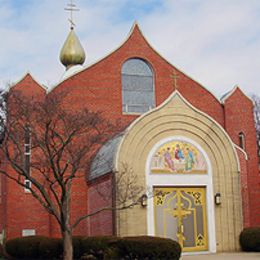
[
  {"left": 240, "top": 227, "right": 260, "bottom": 252},
  {"left": 6, "top": 235, "right": 181, "bottom": 260},
  {"left": 80, "top": 236, "right": 119, "bottom": 259},
  {"left": 38, "top": 237, "right": 62, "bottom": 259},
  {"left": 0, "top": 243, "right": 4, "bottom": 257},
  {"left": 5, "top": 236, "right": 46, "bottom": 259},
  {"left": 5, "top": 236, "right": 62, "bottom": 259},
  {"left": 115, "top": 236, "right": 181, "bottom": 260}
]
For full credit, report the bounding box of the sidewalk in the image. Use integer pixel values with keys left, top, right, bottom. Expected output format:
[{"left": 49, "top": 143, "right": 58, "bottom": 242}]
[{"left": 181, "top": 252, "right": 260, "bottom": 260}]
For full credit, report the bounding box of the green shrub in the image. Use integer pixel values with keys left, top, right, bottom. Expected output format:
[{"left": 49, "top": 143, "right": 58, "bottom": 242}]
[
  {"left": 80, "top": 236, "right": 118, "bottom": 260},
  {"left": 103, "top": 246, "right": 120, "bottom": 260},
  {"left": 38, "top": 237, "right": 62, "bottom": 259},
  {"left": 73, "top": 236, "right": 84, "bottom": 259},
  {"left": 5, "top": 236, "right": 47, "bottom": 259},
  {"left": 5, "top": 235, "right": 181, "bottom": 260},
  {"left": 6, "top": 236, "right": 62, "bottom": 259},
  {"left": 115, "top": 236, "right": 181, "bottom": 260},
  {"left": 240, "top": 227, "right": 260, "bottom": 252},
  {"left": 0, "top": 243, "right": 4, "bottom": 257}
]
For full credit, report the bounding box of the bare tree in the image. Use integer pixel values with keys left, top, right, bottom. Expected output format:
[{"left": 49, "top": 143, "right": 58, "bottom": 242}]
[
  {"left": 0, "top": 90, "right": 145, "bottom": 260},
  {"left": 252, "top": 94, "right": 260, "bottom": 133},
  {"left": 252, "top": 94, "right": 260, "bottom": 164}
]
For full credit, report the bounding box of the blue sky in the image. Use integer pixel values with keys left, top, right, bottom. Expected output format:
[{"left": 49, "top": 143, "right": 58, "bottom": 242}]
[{"left": 0, "top": 0, "right": 260, "bottom": 97}]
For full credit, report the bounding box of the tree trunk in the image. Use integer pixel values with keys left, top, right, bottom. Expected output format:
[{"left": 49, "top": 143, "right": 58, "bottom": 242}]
[
  {"left": 62, "top": 184, "right": 73, "bottom": 260},
  {"left": 63, "top": 229, "right": 73, "bottom": 260}
]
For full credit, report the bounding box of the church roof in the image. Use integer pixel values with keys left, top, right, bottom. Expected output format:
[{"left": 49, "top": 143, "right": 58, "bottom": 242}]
[
  {"left": 220, "top": 90, "right": 232, "bottom": 102},
  {"left": 220, "top": 85, "right": 253, "bottom": 104},
  {"left": 52, "top": 22, "right": 221, "bottom": 105},
  {"left": 53, "top": 22, "right": 145, "bottom": 89},
  {"left": 8, "top": 72, "right": 47, "bottom": 93},
  {"left": 60, "top": 64, "right": 84, "bottom": 81},
  {"left": 89, "top": 134, "right": 124, "bottom": 180}
]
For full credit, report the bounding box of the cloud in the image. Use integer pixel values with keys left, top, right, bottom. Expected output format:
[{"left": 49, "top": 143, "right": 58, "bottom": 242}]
[
  {"left": 139, "top": 0, "right": 260, "bottom": 96},
  {"left": 0, "top": 0, "right": 259, "bottom": 97}
]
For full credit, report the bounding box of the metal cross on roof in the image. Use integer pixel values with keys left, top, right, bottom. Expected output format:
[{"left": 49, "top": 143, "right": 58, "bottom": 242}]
[
  {"left": 171, "top": 71, "right": 180, "bottom": 91},
  {"left": 65, "top": 0, "right": 80, "bottom": 29}
]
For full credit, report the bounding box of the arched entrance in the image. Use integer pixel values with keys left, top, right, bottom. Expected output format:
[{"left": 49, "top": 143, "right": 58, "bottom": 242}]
[
  {"left": 146, "top": 136, "right": 215, "bottom": 252},
  {"left": 115, "top": 92, "right": 242, "bottom": 252}
]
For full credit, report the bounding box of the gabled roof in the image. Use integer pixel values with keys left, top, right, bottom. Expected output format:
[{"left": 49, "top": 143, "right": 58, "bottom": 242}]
[
  {"left": 51, "top": 22, "right": 145, "bottom": 90},
  {"left": 51, "top": 22, "right": 221, "bottom": 104},
  {"left": 8, "top": 72, "right": 47, "bottom": 92},
  {"left": 221, "top": 85, "right": 253, "bottom": 104}
]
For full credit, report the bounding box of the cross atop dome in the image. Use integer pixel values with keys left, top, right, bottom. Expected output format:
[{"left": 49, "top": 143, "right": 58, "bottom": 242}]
[
  {"left": 65, "top": 0, "right": 80, "bottom": 30},
  {"left": 60, "top": 0, "right": 86, "bottom": 70}
]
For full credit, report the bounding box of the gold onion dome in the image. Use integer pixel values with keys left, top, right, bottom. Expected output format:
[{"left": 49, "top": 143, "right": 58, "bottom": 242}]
[{"left": 60, "top": 28, "right": 86, "bottom": 69}]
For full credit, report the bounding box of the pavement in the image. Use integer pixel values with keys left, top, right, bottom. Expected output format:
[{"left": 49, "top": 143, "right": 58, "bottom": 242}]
[{"left": 181, "top": 252, "right": 260, "bottom": 260}]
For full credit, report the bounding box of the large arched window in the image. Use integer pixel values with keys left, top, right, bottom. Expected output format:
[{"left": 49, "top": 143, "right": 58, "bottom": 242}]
[{"left": 122, "top": 58, "right": 155, "bottom": 113}]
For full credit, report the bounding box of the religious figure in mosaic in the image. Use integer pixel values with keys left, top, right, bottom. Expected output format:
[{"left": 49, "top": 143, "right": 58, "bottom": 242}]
[
  {"left": 185, "top": 148, "right": 194, "bottom": 171},
  {"left": 175, "top": 144, "right": 185, "bottom": 161},
  {"left": 163, "top": 147, "right": 176, "bottom": 171}
]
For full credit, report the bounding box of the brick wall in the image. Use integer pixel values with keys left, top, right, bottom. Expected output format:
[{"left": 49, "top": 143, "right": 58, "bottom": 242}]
[
  {"left": 2, "top": 25, "right": 259, "bottom": 240},
  {"left": 52, "top": 24, "right": 224, "bottom": 128},
  {"left": 237, "top": 148, "right": 251, "bottom": 227},
  {"left": 87, "top": 174, "right": 113, "bottom": 236},
  {"left": 224, "top": 88, "right": 260, "bottom": 226}
]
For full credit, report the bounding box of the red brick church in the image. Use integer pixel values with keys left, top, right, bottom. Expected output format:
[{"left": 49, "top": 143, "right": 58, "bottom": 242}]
[{"left": 0, "top": 23, "right": 259, "bottom": 253}]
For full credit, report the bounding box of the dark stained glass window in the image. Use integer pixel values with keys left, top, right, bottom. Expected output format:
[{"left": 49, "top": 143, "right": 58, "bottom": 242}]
[{"left": 122, "top": 58, "right": 155, "bottom": 113}]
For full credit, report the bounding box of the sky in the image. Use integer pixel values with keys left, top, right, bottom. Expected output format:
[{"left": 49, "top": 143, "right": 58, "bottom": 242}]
[{"left": 0, "top": 0, "right": 259, "bottom": 98}]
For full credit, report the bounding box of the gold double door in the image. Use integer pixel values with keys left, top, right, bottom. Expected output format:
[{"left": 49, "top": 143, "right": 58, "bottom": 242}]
[{"left": 154, "top": 187, "right": 208, "bottom": 252}]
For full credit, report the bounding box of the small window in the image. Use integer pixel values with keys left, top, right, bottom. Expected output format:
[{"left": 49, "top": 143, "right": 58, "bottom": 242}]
[
  {"left": 122, "top": 58, "right": 155, "bottom": 114},
  {"left": 239, "top": 132, "right": 245, "bottom": 150},
  {"left": 24, "top": 179, "right": 31, "bottom": 193}
]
